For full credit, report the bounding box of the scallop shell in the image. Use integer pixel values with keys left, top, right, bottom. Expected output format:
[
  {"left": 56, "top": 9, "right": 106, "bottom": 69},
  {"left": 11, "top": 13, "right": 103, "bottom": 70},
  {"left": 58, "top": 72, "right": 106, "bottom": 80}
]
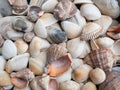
[
  {"left": 80, "top": 4, "right": 101, "bottom": 20},
  {"left": 48, "top": 53, "right": 72, "bottom": 76},
  {"left": 47, "top": 43, "right": 68, "bottom": 63},
  {"left": 2, "top": 40, "right": 17, "bottom": 59},
  {"left": 92, "top": 0, "right": 120, "bottom": 18},
  {"left": 80, "top": 22, "right": 102, "bottom": 40},
  {"left": 6, "top": 53, "right": 30, "bottom": 73},
  {"left": 74, "top": 0, "right": 93, "bottom": 4},
  {"left": 15, "top": 38, "right": 28, "bottom": 54},
  {"left": 0, "top": 56, "right": 6, "bottom": 71},
  {"left": 23, "top": 32, "right": 35, "bottom": 43},
  {"left": 84, "top": 48, "right": 115, "bottom": 73}
]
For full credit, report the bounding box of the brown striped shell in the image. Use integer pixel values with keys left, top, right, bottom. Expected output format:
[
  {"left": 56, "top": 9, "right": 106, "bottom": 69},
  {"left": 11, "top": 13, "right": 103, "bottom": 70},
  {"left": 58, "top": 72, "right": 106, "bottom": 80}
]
[
  {"left": 99, "top": 71, "right": 120, "bottom": 90},
  {"left": 84, "top": 48, "right": 116, "bottom": 73}
]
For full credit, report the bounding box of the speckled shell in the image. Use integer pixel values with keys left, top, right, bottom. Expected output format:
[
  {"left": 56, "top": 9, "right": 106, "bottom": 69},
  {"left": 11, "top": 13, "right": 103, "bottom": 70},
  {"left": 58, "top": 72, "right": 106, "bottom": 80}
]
[{"left": 84, "top": 49, "right": 115, "bottom": 73}]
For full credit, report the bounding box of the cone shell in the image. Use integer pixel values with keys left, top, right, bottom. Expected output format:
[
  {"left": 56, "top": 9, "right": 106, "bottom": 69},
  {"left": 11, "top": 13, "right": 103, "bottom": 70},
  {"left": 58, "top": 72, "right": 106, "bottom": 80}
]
[
  {"left": 48, "top": 53, "right": 72, "bottom": 76},
  {"left": 80, "top": 22, "right": 102, "bottom": 40},
  {"left": 84, "top": 49, "right": 115, "bottom": 73}
]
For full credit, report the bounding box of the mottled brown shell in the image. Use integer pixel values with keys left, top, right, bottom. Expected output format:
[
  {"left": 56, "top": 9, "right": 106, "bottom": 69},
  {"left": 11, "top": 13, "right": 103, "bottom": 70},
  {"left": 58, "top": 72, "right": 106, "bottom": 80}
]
[
  {"left": 84, "top": 49, "right": 115, "bottom": 73},
  {"left": 99, "top": 71, "right": 120, "bottom": 90},
  {"left": 53, "top": 0, "right": 77, "bottom": 20}
]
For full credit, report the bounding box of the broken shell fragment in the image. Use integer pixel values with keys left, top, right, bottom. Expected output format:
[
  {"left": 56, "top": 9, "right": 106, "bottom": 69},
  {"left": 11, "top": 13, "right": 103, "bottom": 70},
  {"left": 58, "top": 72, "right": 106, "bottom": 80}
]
[
  {"left": 81, "top": 82, "right": 97, "bottom": 90},
  {"left": 48, "top": 53, "right": 72, "bottom": 76},
  {"left": 0, "top": 56, "right": 6, "bottom": 70},
  {"left": 2, "top": 40, "right": 17, "bottom": 59},
  {"left": 23, "top": 32, "right": 35, "bottom": 43}
]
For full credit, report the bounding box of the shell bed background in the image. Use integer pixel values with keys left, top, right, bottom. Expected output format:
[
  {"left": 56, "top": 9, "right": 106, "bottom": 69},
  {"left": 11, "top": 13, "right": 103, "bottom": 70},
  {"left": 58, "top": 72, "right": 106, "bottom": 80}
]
[{"left": 0, "top": 0, "right": 120, "bottom": 90}]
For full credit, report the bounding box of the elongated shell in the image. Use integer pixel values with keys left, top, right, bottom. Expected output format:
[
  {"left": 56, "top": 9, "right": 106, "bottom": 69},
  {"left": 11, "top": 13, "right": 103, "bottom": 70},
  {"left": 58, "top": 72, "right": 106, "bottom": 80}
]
[{"left": 84, "top": 49, "right": 115, "bottom": 73}]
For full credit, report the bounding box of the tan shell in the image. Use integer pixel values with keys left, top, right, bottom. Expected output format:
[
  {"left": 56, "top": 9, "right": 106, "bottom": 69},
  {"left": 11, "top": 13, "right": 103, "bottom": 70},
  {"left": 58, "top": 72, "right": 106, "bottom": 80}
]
[
  {"left": 47, "top": 43, "right": 68, "bottom": 63},
  {"left": 82, "top": 82, "right": 97, "bottom": 90},
  {"left": 84, "top": 48, "right": 115, "bottom": 73},
  {"left": 80, "top": 22, "right": 102, "bottom": 40},
  {"left": 0, "top": 56, "right": 6, "bottom": 71}
]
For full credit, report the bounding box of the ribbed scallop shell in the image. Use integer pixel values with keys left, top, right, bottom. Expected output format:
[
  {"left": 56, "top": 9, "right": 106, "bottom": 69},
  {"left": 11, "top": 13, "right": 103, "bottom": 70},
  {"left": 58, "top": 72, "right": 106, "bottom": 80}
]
[
  {"left": 80, "top": 22, "right": 102, "bottom": 40},
  {"left": 84, "top": 49, "right": 115, "bottom": 73}
]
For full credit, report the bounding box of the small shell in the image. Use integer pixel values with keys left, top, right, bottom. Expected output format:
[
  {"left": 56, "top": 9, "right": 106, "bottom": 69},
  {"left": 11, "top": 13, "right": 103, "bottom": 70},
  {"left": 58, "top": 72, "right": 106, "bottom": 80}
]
[
  {"left": 81, "top": 82, "right": 97, "bottom": 90},
  {"left": 90, "top": 68, "right": 106, "bottom": 85},
  {"left": 0, "top": 71, "right": 12, "bottom": 87},
  {"left": 6, "top": 53, "right": 30, "bottom": 73},
  {"left": 23, "top": 32, "right": 35, "bottom": 43},
  {"left": 53, "top": 0, "right": 77, "bottom": 20},
  {"left": 80, "top": 22, "right": 102, "bottom": 40},
  {"left": 2, "top": 40, "right": 17, "bottom": 59},
  {"left": 0, "top": 34, "right": 4, "bottom": 47},
  {"left": 80, "top": 4, "right": 101, "bottom": 20},
  {"left": 108, "top": 24, "right": 120, "bottom": 33},
  {"left": 47, "top": 43, "right": 68, "bottom": 63},
  {"left": 15, "top": 38, "right": 28, "bottom": 54},
  {"left": 0, "top": 56, "right": 6, "bottom": 71},
  {"left": 27, "top": 6, "right": 44, "bottom": 22},
  {"left": 107, "top": 32, "right": 120, "bottom": 40},
  {"left": 74, "top": 0, "right": 93, "bottom": 4},
  {"left": 67, "top": 37, "right": 91, "bottom": 58},
  {"left": 48, "top": 53, "right": 72, "bottom": 76},
  {"left": 13, "top": 86, "right": 31, "bottom": 90},
  {"left": 72, "top": 64, "right": 92, "bottom": 83}
]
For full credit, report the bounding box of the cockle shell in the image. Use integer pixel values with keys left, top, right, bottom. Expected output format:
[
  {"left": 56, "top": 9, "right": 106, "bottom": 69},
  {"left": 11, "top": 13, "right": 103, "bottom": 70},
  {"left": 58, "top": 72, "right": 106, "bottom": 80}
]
[
  {"left": 2, "top": 40, "right": 17, "bottom": 59},
  {"left": 23, "top": 32, "right": 35, "bottom": 43},
  {"left": 84, "top": 49, "right": 115, "bottom": 73},
  {"left": 74, "top": 0, "right": 93, "bottom": 4},
  {"left": 48, "top": 53, "right": 72, "bottom": 76},
  {"left": 93, "top": 0, "right": 120, "bottom": 18},
  {"left": 0, "top": 56, "right": 6, "bottom": 70},
  {"left": 81, "top": 82, "right": 97, "bottom": 90},
  {"left": 6, "top": 53, "right": 30, "bottom": 73},
  {"left": 47, "top": 43, "right": 68, "bottom": 63},
  {"left": 15, "top": 38, "right": 28, "bottom": 54},
  {"left": 0, "top": 71, "right": 12, "bottom": 86},
  {"left": 13, "top": 86, "right": 31, "bottom": 90},
  {"left": 80, "top": 22, "right": 102, "bottom": 40},
  {"left": 67, "top": 37, "right": 91, "bottom": 58},
  {"left": 80, "top": 4, "right": 101, "bottom": 20}
]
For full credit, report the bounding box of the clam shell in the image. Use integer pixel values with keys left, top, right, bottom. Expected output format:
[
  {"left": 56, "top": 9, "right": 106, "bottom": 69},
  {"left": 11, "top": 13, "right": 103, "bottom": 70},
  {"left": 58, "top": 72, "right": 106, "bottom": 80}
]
[
  {"left": 80, "top": 22, "right": 102, "bottom": 40},
  {"left": 6, "top": 53, "right": 29, "bottom": 73},
  {"left": 84, "top": 49, "right": 115, "bottom": 73},
  {"left": 0, "top": 71, "right": 12, "bottom": 86},
  {"left": 0, "top": 56, "right": 6, "bottom": 70},
  {"left": 93, "top": 0, "right": 120, "bottom": 18},
  {"left": 48, "top": 53, "right": 72, "bottom": 76},
  {"left": 81, "top": 82, "right": 97, "bottom": 90},
  {"left": 2, "top": 40, "right": 17, "bottom": 59},
  {"left": 67, "top": 37, "right": 90, "bottom": 58},
  {"left": 47, "top": 43, "right": 68, "bottom": 63},
  {"left": 29, "top": 52, "right": 47, "bottom": 75},
  {"left": 23, "top": 32, "right": 35, "bottom": 43},
  {"left": 80, "top": 4, "right": 101, "bottom": 20},
  {"left": 13, "top": 86, "right": 31, "bottom": 90},
  {"left": 74, "top": 0, "right": 93, "bottom": 4},
  {"left": 15, "top": 38, "right": 28, "bottom": 54}
]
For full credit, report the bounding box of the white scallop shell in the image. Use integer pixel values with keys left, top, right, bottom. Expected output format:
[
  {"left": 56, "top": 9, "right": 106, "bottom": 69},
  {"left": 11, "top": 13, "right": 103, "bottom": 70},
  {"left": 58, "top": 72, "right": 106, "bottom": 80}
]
[{"left": 0, "top": 56, "right": 6, "bottom": 70}]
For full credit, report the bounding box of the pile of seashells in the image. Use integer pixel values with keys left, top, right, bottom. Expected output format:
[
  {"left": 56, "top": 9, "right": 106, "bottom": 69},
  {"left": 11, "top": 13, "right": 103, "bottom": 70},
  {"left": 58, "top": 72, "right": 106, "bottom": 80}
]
[{"left": 0, "top": 0, "right": 120, "bottom": 90}]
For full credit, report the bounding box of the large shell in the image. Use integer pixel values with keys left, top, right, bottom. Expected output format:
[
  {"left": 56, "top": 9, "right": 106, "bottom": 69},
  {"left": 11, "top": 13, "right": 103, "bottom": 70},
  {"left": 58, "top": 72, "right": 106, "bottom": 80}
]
[
  {"left": 92, "top": 0, "right": 120, "bottom": 18},
  {"left": 80, "top": 22, "right": 102, "bottom": 40},
  {"left": 84, "top": 48, "right": 115, "bottom": 73},
  {"left": 47, "top": 43, "right": 68, "bottom": 63}
]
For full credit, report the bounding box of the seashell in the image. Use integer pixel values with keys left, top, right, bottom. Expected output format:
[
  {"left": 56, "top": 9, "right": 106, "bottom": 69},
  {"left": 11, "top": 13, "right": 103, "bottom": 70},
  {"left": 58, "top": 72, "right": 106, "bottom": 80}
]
[
  {"left": 29, "top": 52, "right": 47, "bottom": 75},
  {"left": 0, "top": 34, "right": 4, "bottom": 47},
  {"left": 0, "top": 87, "right": 3, "bottom": 90},
  {"left": 72, "top": 64, "right": 92, "bottom": 83},
  {"left": 12, "top": 0, "right": 28, "bottom": 15},
  {"left": 13, "top": 86, "right": 31, "bottom": 90},
  {"left": 2, "top": 40, "right": 17, "bottom": 59},
  {"left": 81, "top": 82, "right": 97, "bottom": 90},
  {"left": 98, "top": 71, "right": 120, "bottom": 90},
  {"left": 6, "top": 53, "right": 30, "bottom": 73},
  {"left": 55, "top": 68, "right": 72, "bottom": 83},
  {"left": 8, "top": 0, "right": 15, "bottom": 5},
  {"left": 47, "top": 29, "right": 67, "bottom": 44},
  {"left": 0, "top": 71, "right": 12, "bottom": 87},
  {"left": 80, "top": 22, "right": 102, "bottom": 40},
  {"left": 108, "top": 24, "right": 120, "bottom": 33},
  {"left": 23, "top": 32, "right": 35, "bottom": 43},
  {"left": 27, "top": 6, "right": 44, "bottom": 22},
  {"left": 67, "top": 37, "right": 91, "bottom": 58},
  {"left": 89, "top": 68, "right": 106, "bottom": 85},
  {"left": 107, "top": 32, "right": 120, "bottom": 40},
  {"left": 34, "top": 19, "right": 48, "bottom": 38},
  {"left": 74, "top": 0, "right": 93, "bottom": 4},
  {"left": 49, "top": 78, "right": 59, "bottom": 90},
  {"left": 47, "top": 43, "right": 68, "bottom": 63},
  {"left": 92, "top": 0, "right": 120, "bottom": 18},
  {"left": 90, "top": 37, "right": 115, "bottom": 50},
  {"left": 110, "top": 20, "right": 119, "bottom": 27},
  {"left": 84, "top": 48, "right": 116, "bottom": 73},
  {"left": 59, "top": 80, "right": 81, "bottom": 90},
  {"left": 41, "top": 0, "right": 58, "bottom": 12},
  {"left": 29, "top": 0, "right": 44, "bottom": 6},
  {"left": 53, "top": 0, "right": 77, "bottom": 20},
  {"left": 0, "top": 56, "right": 6, "bottom": 71},
  {"left": 30, "top": 36, "right": 50, "bottom": 57},
  {"left": 94, "top": 15, "right": 112, "bottom": 35},
  {"left": 3, "top": 84, "right": 13, "bottom": 90},
  {"left": 48, "top": 53, "right": 72, "bottom": 76},
  {"left": 80, "top": 4, "right": 101, "bottom": 20}
]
